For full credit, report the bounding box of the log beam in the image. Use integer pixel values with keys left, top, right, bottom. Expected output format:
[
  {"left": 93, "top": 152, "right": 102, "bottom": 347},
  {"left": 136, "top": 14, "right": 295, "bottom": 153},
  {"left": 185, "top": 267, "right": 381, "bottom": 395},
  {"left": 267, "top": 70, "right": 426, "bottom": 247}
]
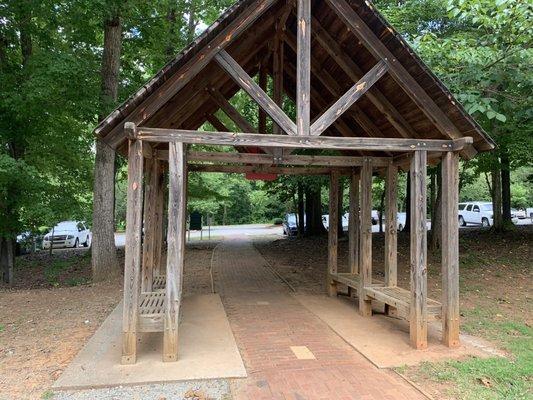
[
  {"left": 384, "top": 163, "right": 398, "bottom": 286},
  {"left": 122, "top": 122, "right": 144, "bottom": 365},
  {"left": 137, "top": 127, "right": 473, "bottom": 152},
  {"left": 164, "top": 142, "right": 187, "bottom": 362},
  {"left": 359, "top": 158, "right": 373, "bottom": 316},
  {"left": 188, "top": 164, "right": 352, "bottom": 176},
  {"left": 409, "top": 150, "right": 428, "bottom": 349},
  {"left": 348, "top": 170, "right": 360, "bottom": 274},
  {"left": 296, "top": 0, "right": 311, "bottom": 135},
  {"left": 327, "top": 171, "right": 339, "bottom": 296},
  {"left": 441, "top": 152, "right": 460, "bottom": 347}
]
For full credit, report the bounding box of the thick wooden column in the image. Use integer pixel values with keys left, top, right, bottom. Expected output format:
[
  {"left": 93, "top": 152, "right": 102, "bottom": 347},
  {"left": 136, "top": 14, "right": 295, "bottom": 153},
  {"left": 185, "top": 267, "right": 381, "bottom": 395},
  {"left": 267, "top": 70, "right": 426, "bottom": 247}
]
[
  {"left": 410, "top": 150, "right": 428, "bottom": 349},
  {"left": 348, "top": 170, "right": 360, "bottom": 275},
  {"left": 141, "top": 156, "right": 160, "bottom": 292},
  {"left": 327, "top": 171, "right": 339, "bottom": 296},
  {"left": 359, "top": 158, "right": 373, "bottom": 316},
  {"left": 164, "top": 142, "right": 187, "bottom": 362},
  {"left": 441, "top": 152, "right": 460, "bottom": 347},
  {"left": 122, "top": 123, "right": 144, "bottom": 364},
  {"left": 384, "top": 163, "right": 398, "bottom": 286},
  {"left": 296, "top": 0, "right": 311, "bottom": 135}
]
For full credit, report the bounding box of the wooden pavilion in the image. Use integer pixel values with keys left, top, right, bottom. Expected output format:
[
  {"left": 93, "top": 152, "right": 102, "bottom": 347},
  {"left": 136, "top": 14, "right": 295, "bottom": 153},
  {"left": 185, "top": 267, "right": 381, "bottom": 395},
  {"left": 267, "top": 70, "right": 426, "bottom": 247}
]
[{"left": 94, "top": 0, "right": 495, "bottom": 364}]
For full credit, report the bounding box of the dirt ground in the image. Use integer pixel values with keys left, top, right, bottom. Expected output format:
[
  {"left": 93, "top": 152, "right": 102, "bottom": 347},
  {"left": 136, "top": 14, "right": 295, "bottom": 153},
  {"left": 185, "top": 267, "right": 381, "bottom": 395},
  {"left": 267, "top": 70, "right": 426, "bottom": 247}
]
[{"left": 0, "top": 242, "right": 215, "bottom": 400}]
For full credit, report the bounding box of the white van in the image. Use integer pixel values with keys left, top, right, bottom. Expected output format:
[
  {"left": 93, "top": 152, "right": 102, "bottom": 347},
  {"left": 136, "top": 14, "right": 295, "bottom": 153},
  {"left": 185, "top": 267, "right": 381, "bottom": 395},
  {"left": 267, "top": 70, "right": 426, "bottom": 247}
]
[{"left": 458, "top": 202, "right": 517, "bottom": 227}]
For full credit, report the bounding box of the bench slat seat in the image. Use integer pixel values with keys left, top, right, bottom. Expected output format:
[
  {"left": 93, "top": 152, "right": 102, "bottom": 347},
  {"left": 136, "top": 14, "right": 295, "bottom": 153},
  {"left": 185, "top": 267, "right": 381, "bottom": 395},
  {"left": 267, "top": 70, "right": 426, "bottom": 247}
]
[{"left": 138, "top": 292, "right": 165, "bottom": 332}]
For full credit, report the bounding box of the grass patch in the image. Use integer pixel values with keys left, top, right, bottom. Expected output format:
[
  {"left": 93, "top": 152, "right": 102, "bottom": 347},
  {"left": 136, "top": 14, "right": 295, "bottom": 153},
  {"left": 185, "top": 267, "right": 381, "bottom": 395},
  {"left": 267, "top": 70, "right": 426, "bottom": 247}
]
[
  {"left": 0, "top": 324, "right": 4, "bottom": 332},
  {"left": 404, "top": 308, "right": 532, "bottom": 400},
  {"left": 41, "top": 390, "right": 54, "bottom": 399},
  {"left": 44, "top": 260, "right": 71, "bottom": 285},
  {"left": 65, "top": 276, "right": 90, "bottom": 286}
]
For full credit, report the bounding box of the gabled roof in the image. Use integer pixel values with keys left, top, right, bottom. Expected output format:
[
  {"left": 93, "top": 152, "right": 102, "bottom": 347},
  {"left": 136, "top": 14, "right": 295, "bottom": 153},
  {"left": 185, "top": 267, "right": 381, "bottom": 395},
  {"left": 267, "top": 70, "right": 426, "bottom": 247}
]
[{"left": 95, "top": 0, "right": 495, "bottom": 156}]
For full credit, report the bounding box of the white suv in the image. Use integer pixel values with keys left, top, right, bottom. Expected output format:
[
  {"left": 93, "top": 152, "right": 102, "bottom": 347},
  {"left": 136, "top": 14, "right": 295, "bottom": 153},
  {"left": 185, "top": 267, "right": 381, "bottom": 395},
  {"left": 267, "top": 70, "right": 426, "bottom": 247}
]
[
  {"left": 43, "top": 221, "right": 91, "bottom": 249},
  {"left": 458, "top": 202, "right": 517, "bottom": 227}
]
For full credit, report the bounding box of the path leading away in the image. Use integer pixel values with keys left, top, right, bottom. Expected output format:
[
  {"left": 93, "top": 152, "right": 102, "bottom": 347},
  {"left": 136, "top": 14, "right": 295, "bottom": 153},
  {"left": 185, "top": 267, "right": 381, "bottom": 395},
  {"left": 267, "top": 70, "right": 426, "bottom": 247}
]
[{"left": 213, "top": 238, "right": 426, "bottom": 400}]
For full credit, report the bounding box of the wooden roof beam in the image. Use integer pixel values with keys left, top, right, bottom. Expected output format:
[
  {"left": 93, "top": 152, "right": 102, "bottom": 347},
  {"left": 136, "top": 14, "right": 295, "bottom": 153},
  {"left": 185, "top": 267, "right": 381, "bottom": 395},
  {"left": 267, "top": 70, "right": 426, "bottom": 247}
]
[
  {"left": 214, "top": 50, "right": 297, "bottom": 135},
  {"left": 310, "top": 60, "right": 389, "bottom": 136},
  {"left": 137, "top": 127, "right": 473, "bottom": 152},
  {"left": 311, "top": 16, "right": 415, "bottom": 139},
  {"left": 296, "top": 0, "right": 311, "bottom": 136},
  {"left": 325, "top": 0, "right": 463, "bottom": 141}
]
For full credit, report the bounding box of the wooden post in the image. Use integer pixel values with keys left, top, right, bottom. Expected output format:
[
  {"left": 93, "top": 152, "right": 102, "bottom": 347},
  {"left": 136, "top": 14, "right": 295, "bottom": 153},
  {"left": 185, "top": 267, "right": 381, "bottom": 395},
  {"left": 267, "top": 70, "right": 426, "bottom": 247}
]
[
  {"left": 384, "top": 163, "right": 398, "bottom": 286},
  {"left": 141, "top": 156, "right": 160, "bottom": 292},
  {"left": 348, "top": 170, "right": 360, "bottom": 275},
  {"left": 164, "top": 142, "right": 187, "bottom": 362},
  {"left": 441, "top": 152, "right": 460, "bottom": 347},
  {"left": 296, "top": 0, "right": 311, "bottom": 135},
  {"left": 122, "top": 123, "right": 144, "bottom": 364},
  {"left": 327, "top": 171, "right": 339, "bottom": 296},
  {"left": 410, "top": 150, "right": 428, "bottom": 349},
  {"left": 359, "top": 158, "right": 373, "bottom": 316},
  {"left": 154, "top": 165, "right": 165, "bottom": 275}
]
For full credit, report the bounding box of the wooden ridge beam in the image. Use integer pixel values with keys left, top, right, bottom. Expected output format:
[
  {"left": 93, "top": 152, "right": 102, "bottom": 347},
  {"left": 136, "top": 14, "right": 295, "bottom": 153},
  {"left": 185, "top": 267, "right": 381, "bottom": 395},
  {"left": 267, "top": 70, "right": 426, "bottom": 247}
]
[
  {"left": 188, "top": 163, "right": 352, "bottom": 176},
  {"left": 311, "top": 60, "right": 389, "bottom": 136},
  {"left": 156, "top": 150, "right": 391, "bottom": 167},
  {"left": 136, "top": 127, "right": 472, "bottom": 152},
  {"left": 100, "top": 0, "right": 279, "bottom": 148},
  {"left": 325, "top": 0, "right": 462, "bottom": 141},
  {"left": 215, "top": 50, "right": 297, "bottom": 135}
]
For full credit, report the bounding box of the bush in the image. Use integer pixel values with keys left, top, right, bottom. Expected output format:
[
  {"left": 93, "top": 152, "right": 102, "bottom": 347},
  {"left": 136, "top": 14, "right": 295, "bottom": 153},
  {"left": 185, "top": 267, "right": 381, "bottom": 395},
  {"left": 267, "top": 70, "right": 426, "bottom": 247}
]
[{"left": 272, "top": 218, "right": 283, "bottom": 225}]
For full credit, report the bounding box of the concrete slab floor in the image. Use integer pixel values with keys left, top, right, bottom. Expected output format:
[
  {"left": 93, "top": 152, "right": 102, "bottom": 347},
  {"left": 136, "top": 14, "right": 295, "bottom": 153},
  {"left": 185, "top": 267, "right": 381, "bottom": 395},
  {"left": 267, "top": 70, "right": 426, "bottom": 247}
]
[
  {"left": 53, "top": 294, "right": 246, "bottom": 391},
  {"left": 295, "top": 293, "right": 504, "bottom": 368}
]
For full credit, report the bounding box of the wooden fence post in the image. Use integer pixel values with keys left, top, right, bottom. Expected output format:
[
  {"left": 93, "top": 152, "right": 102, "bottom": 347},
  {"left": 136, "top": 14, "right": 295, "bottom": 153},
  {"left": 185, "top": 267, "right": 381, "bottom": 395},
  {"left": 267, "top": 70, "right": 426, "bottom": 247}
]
[
  {"left": 348, "top": 170, "right": 360, "bottom": 275},
  {"left": 327, "top": 171, "right": 339, "bottom": 296},
  {"left": 122, "top": 123, "right": 144, "bottom": 364},
  {"left": 359, "top": 158, "right": 373, "bottom": 316},
  {"left": 385, "top": 163, "right": 398, "bottom": 286},
  {"left": 441, "top": 152, "right": 460, "bottom": 347},
  {"left": 164, "top": 142, "right": 187, "bottom": 362},
  {"left": 410, "top": 150, "right": 428, "bottom": 349}
]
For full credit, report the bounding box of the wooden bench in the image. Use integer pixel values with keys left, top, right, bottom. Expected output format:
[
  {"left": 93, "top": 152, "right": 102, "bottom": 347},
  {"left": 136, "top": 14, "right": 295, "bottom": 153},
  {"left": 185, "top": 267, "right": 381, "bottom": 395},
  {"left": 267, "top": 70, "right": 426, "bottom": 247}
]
[
  {"left": 152, "top": 275, "right": 166, "bottom": 291},
  {"left": 138, "top": 292, "right": 165, "bottom": 332}
]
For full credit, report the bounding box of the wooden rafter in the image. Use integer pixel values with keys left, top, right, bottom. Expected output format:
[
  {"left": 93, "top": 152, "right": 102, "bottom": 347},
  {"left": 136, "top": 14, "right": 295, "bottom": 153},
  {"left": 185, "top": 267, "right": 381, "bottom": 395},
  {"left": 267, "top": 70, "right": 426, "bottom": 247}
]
[
  {"left": 101, "top": 0, "right": 279, "bottom": 148},
  {"left": 311, "top": 17, "right": 415, "bottom": 139},
  {"left": 325, "top": 0, "right": 462, "bottom": 141},
  {"left": 189, "top": 164, "right": 352, "bottom": 176},
  {"left": 208, "top": 87, "right": 257, "bottom": 133},
  {"left": 136, "top": 127, "right": 473, "bottom": 152},
  {"left": 296, "top": 0, "right": 311, "bottom": 135},
  {"left": 215, "top": 50, "right": 297, "bottom": 135},
  {"left": 310, "top": 60, "right": 389, "bottom": 136}
]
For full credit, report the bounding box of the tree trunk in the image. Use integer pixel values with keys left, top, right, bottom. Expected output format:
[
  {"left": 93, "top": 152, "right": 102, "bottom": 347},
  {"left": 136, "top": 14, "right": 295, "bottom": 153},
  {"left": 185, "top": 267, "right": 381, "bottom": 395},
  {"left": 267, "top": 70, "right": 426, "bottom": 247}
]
[
  {"left": 0, "top": 237, "right": 14, "bottom": 285},
  {"left": 491, "top": 165, "right": 504, "bottom": 232},
  {"left": 297, "top": 182, "right": 305, "bottom": 236},
  {"left": 92, "top": 14, "right": 123, "bottom": 281},
  {"left": 305, "top": 186, "right": 326, "bottom": 236},
  {"left": 166, "top": 5, "right": 177, "bottom": 58},
  {"left": 501, "top": 150, "right": 512, "bottom": 223},
  {"left": 430, "top": 163, "right": 442, "bottom": 251},
  {"left": 187, "top": 0, "right": 197, "bottom": 42}
]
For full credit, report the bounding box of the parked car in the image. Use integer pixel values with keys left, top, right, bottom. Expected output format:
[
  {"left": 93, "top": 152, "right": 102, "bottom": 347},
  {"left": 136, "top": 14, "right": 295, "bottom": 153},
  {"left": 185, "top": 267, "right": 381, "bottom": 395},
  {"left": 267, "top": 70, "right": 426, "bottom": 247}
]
[
  {"left": 283, "top": 213, "right": 304, "bottom": 236},
  {"left": 397, "top": 212, "right": 407, "bottom": 231},
  {"left": 527, "top": 208, "right": 533, "bottom": 221},
  {"left": 16, "top": 231, "right": 43, "bottom": 255},
  {"left": 512, "top": 208, "right": 527, "bottom": 219},
  {"left": 458, "top": 202, "right": 518, "bottom": 227},
  {"left": 371, "top": 210, "right": 379, "bottom": 225},
  {"left": 42, "top": 221, "right": 91, "bottom": 249},
  {"left": 322, "top": 214, "right": 349, "bottom": 231}
]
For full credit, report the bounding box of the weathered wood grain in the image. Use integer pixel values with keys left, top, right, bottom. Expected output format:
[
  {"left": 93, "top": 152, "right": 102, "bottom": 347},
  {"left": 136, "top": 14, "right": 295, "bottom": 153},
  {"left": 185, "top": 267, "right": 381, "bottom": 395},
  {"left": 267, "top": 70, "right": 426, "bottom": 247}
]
[
  {"left": 311, "top": 61, "right": 389, "bottom": 136},
  {"left": 215, "top": 50, "right": 297, "bottom": 135},
  {"left": 188, "top": 163, "right": 351, "bottom": 176},
  {"left": 327, "top": 171, "right": 339, "bottom": 296},
  {"left": 296, "top": 0, "right": 311, "bottom": 136},
  {"left": 441, "top": 152, "right": 460, "bottom": 347},
  {"left": 164, "top": 142, "right": 187, "bottom": 362},
  {"left": 348, "top": 170, "right": 360, "bottom": 275},
  {"left": 384, "top": 163, "right": 398, "bottom": 286},
  {"left": 409, "top": 150, "right": 428, "bottom": 349},
  {"left": 141, "top": 156, "right": 159, "bottom": 292},
  {"left": 122, "top": 123, "right": 144, "bottom": 365},
  {"left": 359, "top": 158, "right": 373, "bottom": 316},
  {"left": 138, "top": 127, "right": 472, "bottom": 152}
]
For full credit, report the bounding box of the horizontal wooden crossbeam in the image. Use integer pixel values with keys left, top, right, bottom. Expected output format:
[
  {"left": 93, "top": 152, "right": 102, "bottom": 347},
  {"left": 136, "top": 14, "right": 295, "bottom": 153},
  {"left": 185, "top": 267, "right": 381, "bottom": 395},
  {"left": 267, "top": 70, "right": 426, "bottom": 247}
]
[
  {"left": 155, "top": 150, "right": 392, "bottom": 167},
  {"left": 311, "top": 60, "right": 389, "bottom": 136},
  {"left": 188, "top": 164, "right": 352, "bottom": 176},
  {"left": 215, "top": 50, "right": 297, "bottom": 136},
  {"left": 135, "top": 126, "right": 472, "bottom": 152}
]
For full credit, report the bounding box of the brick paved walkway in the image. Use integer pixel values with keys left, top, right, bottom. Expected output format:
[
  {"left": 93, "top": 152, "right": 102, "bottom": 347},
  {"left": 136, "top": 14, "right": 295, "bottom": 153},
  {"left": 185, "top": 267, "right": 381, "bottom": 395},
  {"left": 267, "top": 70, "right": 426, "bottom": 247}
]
[{"left": 213, "top": 238, "right": 427, "bottom": 400}]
